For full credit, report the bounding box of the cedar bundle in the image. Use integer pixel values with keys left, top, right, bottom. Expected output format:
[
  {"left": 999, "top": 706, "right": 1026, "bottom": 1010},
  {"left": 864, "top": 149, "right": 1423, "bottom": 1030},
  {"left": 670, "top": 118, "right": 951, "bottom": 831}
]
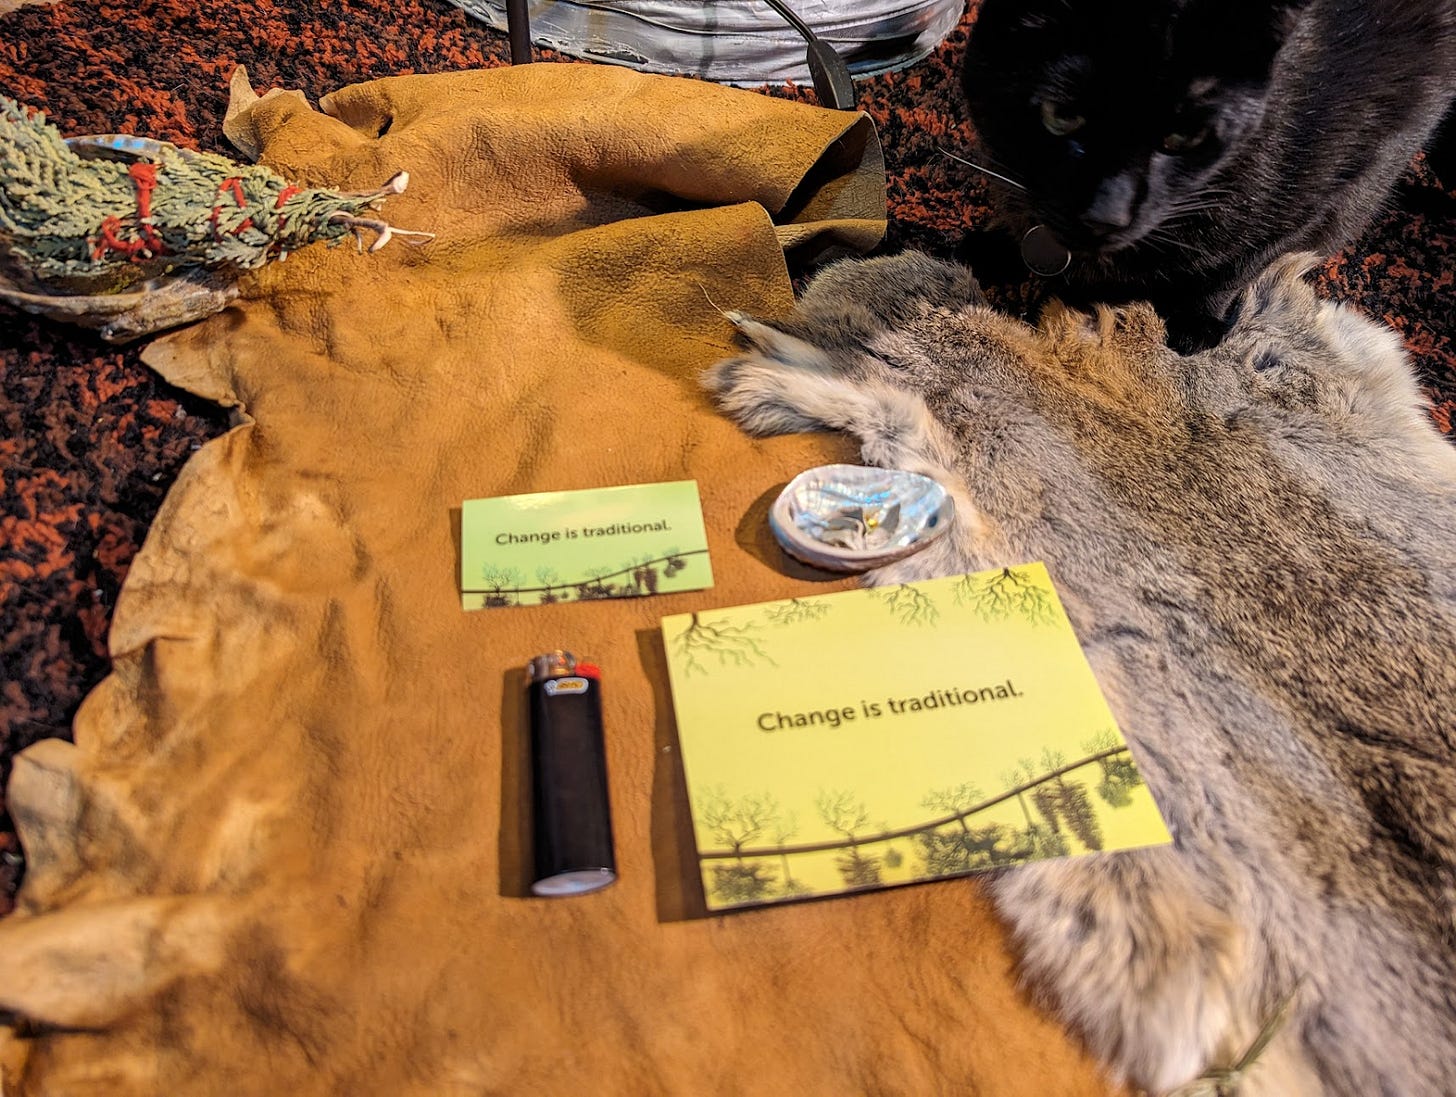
[{"left": 0, "top": 95, "right": 430, "bottom": 294}]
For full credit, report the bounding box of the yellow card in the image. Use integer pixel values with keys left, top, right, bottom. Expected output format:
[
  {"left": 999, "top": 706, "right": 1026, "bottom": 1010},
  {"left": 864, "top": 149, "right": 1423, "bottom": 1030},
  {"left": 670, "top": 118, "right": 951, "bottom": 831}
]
[{"left": 661, "top": 563, "right": 1171, "bottom": 911}]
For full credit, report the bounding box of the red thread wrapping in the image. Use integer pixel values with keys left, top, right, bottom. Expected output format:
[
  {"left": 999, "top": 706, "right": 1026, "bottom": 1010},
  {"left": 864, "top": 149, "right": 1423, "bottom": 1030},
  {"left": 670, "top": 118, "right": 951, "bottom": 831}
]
[
  {"left": 272, "top": 184, "right": 301, "bottom": 238},
  {"left": 128, "top": 163, "right": 157, "bottom": 220},
  {"left": 127, "top": 163, "right": 164, "bottom": 256},
  {"left": 210, "top": 176, "right": 250, "bottom": 238},
  {"left": 90, "top": 163, "right": 165, "bottom": 261},
  {"left": 91, "top": 216, "right": 134, "bottom": 260}
]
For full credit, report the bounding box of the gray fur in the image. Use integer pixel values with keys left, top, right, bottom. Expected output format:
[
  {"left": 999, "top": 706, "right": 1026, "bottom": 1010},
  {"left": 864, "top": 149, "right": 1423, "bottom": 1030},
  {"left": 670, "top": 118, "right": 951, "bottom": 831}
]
[{"left": 704, "top": 250, "right": 1456, "bottom": 1096}]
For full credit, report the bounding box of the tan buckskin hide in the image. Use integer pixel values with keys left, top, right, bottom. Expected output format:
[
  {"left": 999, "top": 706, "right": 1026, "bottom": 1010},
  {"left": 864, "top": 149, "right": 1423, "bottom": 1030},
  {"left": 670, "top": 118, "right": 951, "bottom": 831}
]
[{"left": 0, "top": 65, "right": 1119, "bottom": 1096}]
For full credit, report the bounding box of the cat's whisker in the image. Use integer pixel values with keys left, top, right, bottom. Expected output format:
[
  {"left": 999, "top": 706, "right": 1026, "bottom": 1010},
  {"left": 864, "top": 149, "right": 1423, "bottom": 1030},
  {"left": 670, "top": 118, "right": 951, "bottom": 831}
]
[
  {"left": 940, "top": 139, "right": 1020, "bottom": 173},
  {"left": 1131, "top": 237, "right": 1170, "bottom": 260},
  {"left": 1159, "top": 240, "right": 1213, "bottom": 263},
  {"left": 1165, "top": 194, "right": 1229, "bottom": 210},
  {"left": 969, "top": 145, "right": 1027, "bottom": 179},
  {"left": 1159, "top": 223, "right": 1223, "bottom": 249},
  {"left": 1157, "top": 214, "right": 1216, "bottom": 235},
  {"left": 1173, "top": 183, "right": 1236, "bottom": 198},
  {"left": 1165, "top": 189, "right": 1234, "bottom": 208},
  {"left": 935, "top": 146, "right": 1028, "bottom": 191},
  {"left": 1163, "top": 198, "right": 1231, "bottom": 218},
  {"left": 1140, "top": 229, "right": 1210, "bottom": 259},
  {"left": 1143, "top": 226, "right": 1194, "bottom": 246}
]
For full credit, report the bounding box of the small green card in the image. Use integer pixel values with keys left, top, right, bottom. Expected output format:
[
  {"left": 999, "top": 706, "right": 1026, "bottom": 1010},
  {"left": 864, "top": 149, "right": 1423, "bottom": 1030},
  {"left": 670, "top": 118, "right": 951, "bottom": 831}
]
[{"left": 461, "top": 480, "right": 712, "bottom": 609}]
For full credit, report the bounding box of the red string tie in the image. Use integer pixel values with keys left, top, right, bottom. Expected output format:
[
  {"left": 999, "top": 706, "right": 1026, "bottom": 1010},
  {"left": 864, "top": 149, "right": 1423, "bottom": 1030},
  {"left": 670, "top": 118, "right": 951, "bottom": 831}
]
[
  {"left": 271, "top": 184, "right": 302, "bottom": 242},
  {"left": 128, "top": 163, "right": 158, "bottom": 220},
  {"left": 89, "top": 163, "right": 165, "bottom": 261},
  {"left": 126, "top": 163, "right": 164, "bottom": 256},
  {"left": 210, "top": 176, "right": 250, "bottom": 239}
]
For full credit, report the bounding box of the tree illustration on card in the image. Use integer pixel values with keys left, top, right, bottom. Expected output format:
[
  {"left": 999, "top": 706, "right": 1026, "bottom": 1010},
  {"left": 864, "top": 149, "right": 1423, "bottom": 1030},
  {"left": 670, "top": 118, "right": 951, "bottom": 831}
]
[
  {"left": 671, "top": 612, "right": 776, "bottom": 677},
  {"left": 699, "top": 788, "right": 782, "bottom": 904},
  {"left": 480, "top": 565, "right": 525, "bottom": 607},
  {"left": 764, "top": 597, "right": 832, "bottom": 627},
  {"left": 816, "top": 790, "right": 883, "bottom": 888},
  {"left": 1002, "top": 761, "right": 1070, "bottom": 859},
  {"left": 955, "top": 566, "right": 1058, "bottom": 625},
  {"left": 872, "top": 583, "right": 939, "bottom": 626},
  {"left": 1084, "top": 729, "right": 1144, "bottom": 807},
  {"left": 915, "top": 783, "right": 1018, "bottom": 874}
]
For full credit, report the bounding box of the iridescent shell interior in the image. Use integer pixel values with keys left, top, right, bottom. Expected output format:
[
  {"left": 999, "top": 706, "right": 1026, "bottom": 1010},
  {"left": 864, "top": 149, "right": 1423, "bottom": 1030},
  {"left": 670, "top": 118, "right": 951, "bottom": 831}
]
[
  {"left": 769, "top": 464, "right": 954, "bottom": 572},
  {"left": 65, "top": 134, "right": 193, "bottom": 162}
]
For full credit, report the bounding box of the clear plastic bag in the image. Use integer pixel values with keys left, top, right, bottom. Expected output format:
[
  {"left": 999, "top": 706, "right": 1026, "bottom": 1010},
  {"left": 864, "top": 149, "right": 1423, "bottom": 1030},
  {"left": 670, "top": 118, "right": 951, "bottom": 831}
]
[{"left": 454, "top": 0, "right": 963, "bottom": 86}]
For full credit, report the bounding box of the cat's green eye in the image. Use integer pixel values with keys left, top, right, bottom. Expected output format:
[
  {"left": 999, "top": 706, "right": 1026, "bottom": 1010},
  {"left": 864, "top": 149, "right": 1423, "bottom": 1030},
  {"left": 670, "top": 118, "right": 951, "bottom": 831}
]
[
  {"left": 1162, "top": 126, "right": 1211, "bottom": 154},
  {"left": 1040, "top": 99, "right": 1086, "bottom": 137}
]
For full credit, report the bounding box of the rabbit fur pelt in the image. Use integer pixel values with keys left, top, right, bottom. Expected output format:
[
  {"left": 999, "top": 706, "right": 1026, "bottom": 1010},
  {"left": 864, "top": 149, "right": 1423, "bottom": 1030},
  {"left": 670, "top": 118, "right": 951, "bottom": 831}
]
[{"left": 705, "top": 251, "right": 1456, "bottom": 1097}]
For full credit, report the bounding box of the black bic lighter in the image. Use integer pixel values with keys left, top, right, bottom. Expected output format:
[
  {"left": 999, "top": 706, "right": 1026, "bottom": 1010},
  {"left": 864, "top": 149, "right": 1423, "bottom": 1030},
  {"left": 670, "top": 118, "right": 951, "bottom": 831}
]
[{"left": 526, "top": 651, "right": 617, "bottom": 897}]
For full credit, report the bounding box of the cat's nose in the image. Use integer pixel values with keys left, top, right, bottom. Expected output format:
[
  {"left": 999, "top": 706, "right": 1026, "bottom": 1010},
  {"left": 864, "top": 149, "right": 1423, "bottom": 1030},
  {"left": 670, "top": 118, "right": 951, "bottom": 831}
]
[{"left": 1082, "top": 174, "right": 1139, "bottom": 235}]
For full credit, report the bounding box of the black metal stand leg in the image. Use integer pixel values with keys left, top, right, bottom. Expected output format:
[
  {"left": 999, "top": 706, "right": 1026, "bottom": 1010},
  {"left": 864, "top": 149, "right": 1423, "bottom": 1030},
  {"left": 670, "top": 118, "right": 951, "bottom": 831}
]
[{"left": 506, "top": 0, "right": 532, "bottom": 65}]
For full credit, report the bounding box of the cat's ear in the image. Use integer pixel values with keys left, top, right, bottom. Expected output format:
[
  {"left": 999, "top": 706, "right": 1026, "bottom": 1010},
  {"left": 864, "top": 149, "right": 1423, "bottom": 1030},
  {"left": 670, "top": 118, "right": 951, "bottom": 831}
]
[
  {"left": 1184, "top": 0, "right": 1314, "bottom": 84},
  {"left": 1261, "top": 0, "right": 1318, "bottom": 50},
  {"left": 978, "top": 0, "right": 1062, "bottom": 40}
]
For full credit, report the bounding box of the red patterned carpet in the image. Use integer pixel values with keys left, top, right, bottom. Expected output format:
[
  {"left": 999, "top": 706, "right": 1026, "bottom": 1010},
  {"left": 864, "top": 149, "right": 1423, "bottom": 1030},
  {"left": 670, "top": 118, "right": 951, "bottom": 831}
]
[{"left": 1, "top": 1, "right": 1453, "bottom": 914}]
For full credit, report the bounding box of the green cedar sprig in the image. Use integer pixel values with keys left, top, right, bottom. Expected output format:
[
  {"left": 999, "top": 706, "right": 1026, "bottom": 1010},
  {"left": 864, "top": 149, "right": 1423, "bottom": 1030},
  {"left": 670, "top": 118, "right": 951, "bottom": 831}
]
[{"left": 0, "top": 96, "right": 430, "bottom": 290}]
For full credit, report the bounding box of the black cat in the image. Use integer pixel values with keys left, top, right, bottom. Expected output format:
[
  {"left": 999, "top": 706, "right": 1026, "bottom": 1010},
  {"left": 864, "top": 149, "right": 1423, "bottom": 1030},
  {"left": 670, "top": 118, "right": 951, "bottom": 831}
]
[{"left": 961, "top": 0, "right": 1456, "bottom": 349}]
